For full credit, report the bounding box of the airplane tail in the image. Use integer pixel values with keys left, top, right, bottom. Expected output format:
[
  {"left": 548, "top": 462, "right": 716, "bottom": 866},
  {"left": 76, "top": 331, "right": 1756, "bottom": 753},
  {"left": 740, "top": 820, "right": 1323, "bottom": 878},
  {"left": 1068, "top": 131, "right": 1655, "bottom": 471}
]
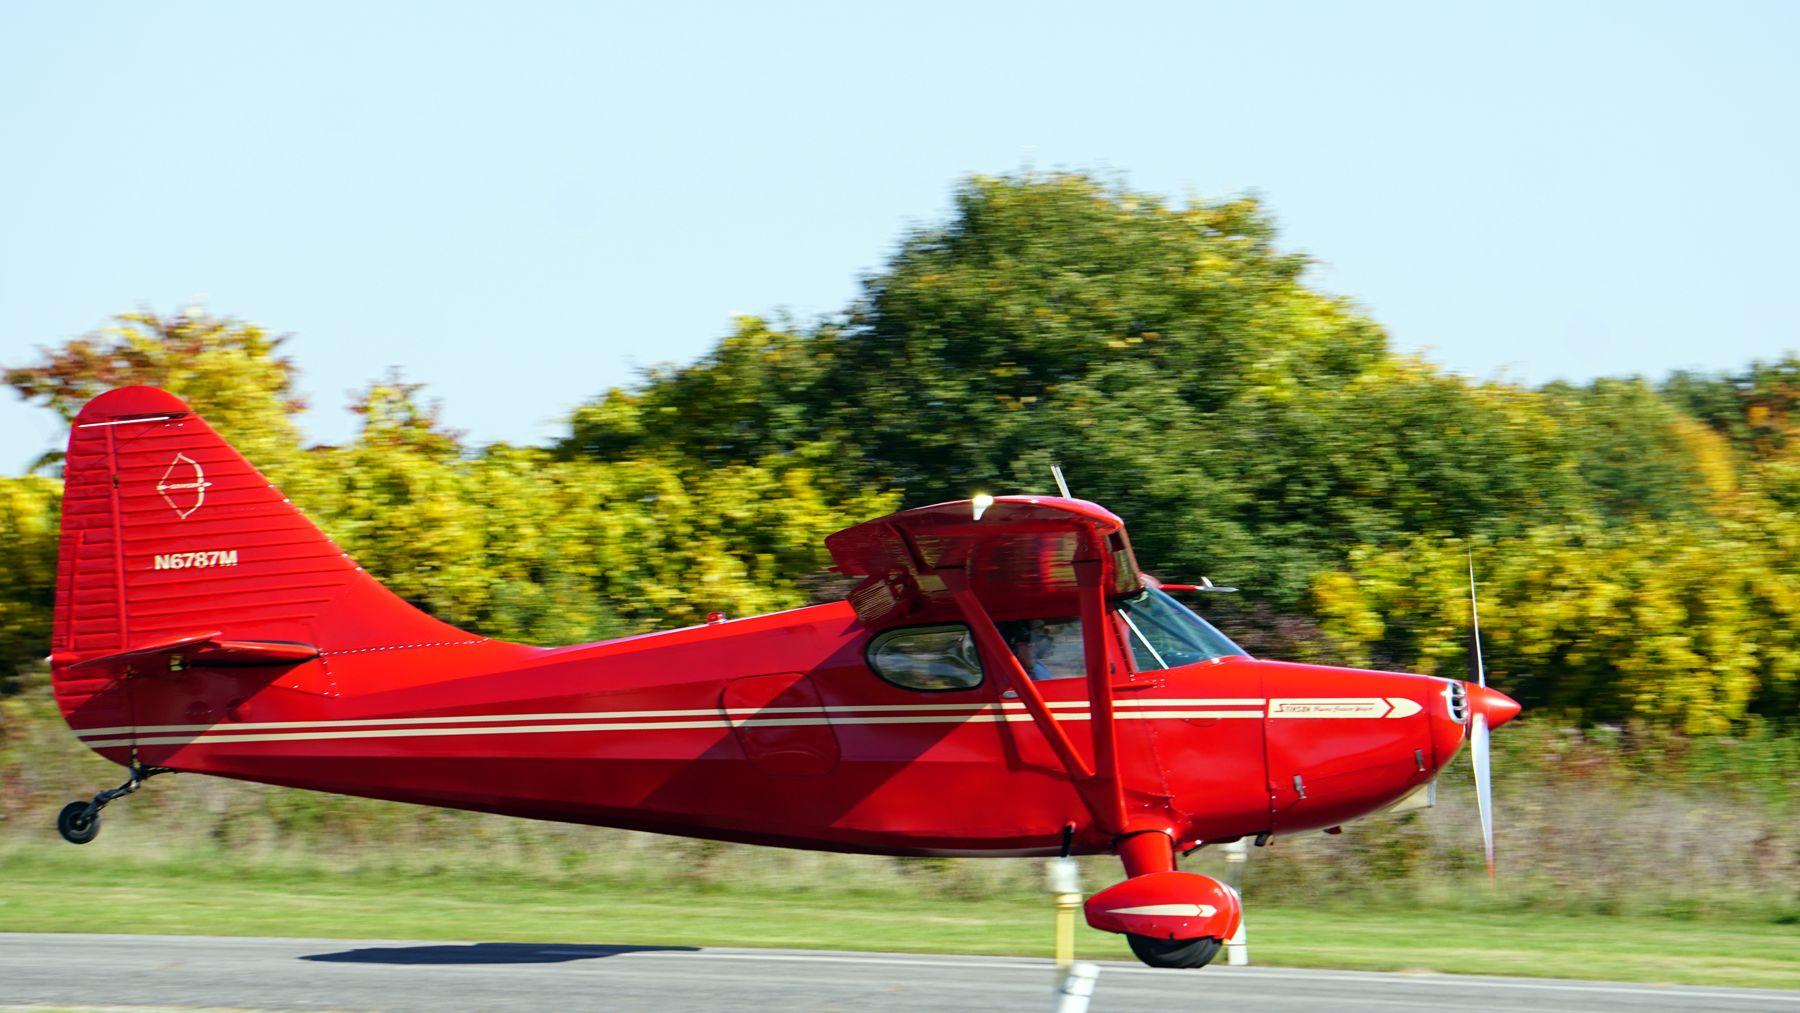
[{"left": 51, "top": 386, "right": 483, "bottom": 735}]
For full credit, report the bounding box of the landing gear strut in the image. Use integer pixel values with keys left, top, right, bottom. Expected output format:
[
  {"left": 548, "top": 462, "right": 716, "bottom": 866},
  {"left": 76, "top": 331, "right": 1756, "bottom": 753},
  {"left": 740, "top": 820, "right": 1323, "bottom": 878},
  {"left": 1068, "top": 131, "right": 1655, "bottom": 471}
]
[
  {"left": 56, "top": 765, "right": 170, "bottom": 845},
  {"left": 1087, "top": 825, "right": 1242, "bottom": 970}
]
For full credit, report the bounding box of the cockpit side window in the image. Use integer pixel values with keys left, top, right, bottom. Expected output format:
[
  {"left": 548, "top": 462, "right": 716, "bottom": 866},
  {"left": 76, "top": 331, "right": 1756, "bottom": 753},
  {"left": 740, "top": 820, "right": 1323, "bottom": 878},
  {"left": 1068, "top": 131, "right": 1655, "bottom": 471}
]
[
  {"left": 867, "top": 623, "right": 985, "bottom": 691},
  {"left": 1120, "top": 587, "right": 1249, "bottom": 670}
]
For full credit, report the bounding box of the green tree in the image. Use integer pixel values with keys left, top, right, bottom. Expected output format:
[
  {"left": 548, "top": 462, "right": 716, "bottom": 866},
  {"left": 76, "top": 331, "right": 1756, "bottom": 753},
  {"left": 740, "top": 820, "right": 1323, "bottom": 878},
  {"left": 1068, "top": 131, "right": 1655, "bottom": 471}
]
[
  {"left": 6, "top": 310, "right": 308, "bottom": 479},
  {"left": 2, "top": 313, "right": 896, "bottom": 670},
  {"left": 560, "top": 170, "right": 1791, "bottom": 726},
  {"left": 0, "top": 476, "right": 60, "bottom": 691},
  {"left": 1311, "top": 518, "right": 1798, "bottom": 732},
  {"left": 568, "top": 174, "right": 1642, "bottom": 607}
]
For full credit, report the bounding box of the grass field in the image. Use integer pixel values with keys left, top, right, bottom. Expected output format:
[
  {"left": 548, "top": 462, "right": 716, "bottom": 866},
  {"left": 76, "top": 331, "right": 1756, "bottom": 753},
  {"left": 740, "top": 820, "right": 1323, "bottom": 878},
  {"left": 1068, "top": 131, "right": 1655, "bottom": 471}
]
[{"left": 3, "top": 850, "right": 1794, "bottom": 990}]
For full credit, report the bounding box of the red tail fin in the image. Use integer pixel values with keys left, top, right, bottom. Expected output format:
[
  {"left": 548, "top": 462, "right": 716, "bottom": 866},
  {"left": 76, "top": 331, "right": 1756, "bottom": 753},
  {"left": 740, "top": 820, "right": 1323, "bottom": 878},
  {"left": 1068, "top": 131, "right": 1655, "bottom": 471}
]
[{"left": 52, "top": 387, "right": 481, "bottom": 726}]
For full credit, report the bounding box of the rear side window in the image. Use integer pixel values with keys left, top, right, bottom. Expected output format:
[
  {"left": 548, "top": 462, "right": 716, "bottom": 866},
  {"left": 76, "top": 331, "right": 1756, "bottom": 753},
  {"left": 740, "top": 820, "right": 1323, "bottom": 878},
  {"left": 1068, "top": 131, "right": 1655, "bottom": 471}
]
[{"left": 867, "top": 624, "right": 985, "bottom": 691}]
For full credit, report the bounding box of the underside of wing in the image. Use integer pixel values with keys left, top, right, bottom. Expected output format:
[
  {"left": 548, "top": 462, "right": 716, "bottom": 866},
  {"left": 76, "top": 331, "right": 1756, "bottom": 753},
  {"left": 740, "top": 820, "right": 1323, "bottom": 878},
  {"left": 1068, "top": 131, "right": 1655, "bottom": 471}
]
[{"left": 824, "top": 497, "right": 1143, "bottom": 623}]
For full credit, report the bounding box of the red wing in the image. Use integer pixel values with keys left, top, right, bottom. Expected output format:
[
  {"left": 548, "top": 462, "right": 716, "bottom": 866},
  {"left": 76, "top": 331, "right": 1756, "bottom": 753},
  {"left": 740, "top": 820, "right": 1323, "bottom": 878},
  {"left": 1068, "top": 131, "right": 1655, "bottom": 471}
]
[{"left": 825, "top": 497, "right": 1143, "bottom": 623}]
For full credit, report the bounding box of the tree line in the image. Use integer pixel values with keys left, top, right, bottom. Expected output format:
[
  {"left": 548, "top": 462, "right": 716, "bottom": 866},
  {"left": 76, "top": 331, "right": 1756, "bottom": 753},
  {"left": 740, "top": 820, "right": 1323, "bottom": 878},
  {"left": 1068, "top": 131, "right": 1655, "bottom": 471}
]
[{"left": 4, "top": 173, "right": 1796, "bottom": 731}]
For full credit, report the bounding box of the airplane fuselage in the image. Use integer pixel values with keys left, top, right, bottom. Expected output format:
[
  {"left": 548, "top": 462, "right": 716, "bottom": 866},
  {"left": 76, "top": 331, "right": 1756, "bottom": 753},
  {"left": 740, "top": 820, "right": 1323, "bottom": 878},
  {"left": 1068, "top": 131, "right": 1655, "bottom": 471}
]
[{"left": 68, "top": 599, "right": 1465, "bottom": 857}]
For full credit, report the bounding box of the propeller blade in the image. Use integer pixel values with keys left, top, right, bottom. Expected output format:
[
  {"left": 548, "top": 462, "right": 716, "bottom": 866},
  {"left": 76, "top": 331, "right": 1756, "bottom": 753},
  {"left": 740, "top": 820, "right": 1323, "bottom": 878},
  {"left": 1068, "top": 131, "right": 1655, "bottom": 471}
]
[
  {"left": 1472, "top": 710, "right": 1494, "bottom": 882},
  {"left": 1468, "top": 548, "right": 1496, "bottom": 882},
  {"left": 1467, "top": 549, "right": 1485, "bottom": 689}
]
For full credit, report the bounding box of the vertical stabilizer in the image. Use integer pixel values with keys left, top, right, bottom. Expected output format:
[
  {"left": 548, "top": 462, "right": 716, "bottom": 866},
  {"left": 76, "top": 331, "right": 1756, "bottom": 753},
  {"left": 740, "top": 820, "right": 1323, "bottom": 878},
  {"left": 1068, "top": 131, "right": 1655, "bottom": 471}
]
[{"left": 51, "top": 387, "right": 483, "bottom": 734}]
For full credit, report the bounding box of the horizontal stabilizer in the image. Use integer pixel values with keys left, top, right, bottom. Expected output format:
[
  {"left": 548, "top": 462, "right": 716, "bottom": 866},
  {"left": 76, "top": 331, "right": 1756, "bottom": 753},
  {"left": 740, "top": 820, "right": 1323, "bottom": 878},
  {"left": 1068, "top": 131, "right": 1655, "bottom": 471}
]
[
  {"left": 63, "top": 630, "right": 320, "bottom": 670},
  {"left": 192, "top": 639, "right": 321, "bottom": 666}
]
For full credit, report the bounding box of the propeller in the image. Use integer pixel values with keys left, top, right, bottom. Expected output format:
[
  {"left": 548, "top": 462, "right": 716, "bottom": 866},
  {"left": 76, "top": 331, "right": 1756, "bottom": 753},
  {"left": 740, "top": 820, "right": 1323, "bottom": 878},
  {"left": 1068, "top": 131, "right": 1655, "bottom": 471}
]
[
  {"left": 1467, "top": 551, "right": 1493, "bottom": 882},
  {"left": 1464, "top": 551, "right": 1520, "bottom": 883}
]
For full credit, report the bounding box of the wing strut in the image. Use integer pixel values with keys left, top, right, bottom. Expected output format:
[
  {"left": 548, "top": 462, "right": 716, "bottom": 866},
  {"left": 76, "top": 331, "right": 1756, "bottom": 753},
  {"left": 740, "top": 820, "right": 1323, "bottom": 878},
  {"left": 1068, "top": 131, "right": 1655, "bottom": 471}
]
[
  {"left": 1075, "top": 555, "right": 1121, "bottom": 793},
  {"left": 941, "top": 564, "right": 1129, "bottom": 837}
]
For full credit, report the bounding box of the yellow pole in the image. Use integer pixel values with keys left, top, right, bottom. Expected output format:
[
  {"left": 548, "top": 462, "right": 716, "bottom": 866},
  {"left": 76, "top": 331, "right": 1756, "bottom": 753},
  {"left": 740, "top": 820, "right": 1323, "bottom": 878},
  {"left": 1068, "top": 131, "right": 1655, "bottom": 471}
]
[{"left": 1055, "top": 899, "right": 1076, "bottom": 968}]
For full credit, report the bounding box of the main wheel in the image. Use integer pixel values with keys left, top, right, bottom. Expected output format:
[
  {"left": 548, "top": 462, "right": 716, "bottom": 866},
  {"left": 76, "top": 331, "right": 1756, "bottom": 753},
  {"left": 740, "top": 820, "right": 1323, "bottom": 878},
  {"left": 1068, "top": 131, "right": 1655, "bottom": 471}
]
[
  {"left": 57, "top": 801, "right": 99, "bottom": 845},
  {"left": 1127, "top": 933, "right": 1222, "bottom": 969}
]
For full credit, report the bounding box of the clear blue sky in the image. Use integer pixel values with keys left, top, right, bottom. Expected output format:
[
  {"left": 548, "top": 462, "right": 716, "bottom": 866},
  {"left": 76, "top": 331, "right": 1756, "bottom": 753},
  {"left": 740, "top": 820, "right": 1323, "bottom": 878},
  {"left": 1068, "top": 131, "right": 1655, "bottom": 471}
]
[{"left": 3, "top": 2, "right": 1795, "bottom": 473}]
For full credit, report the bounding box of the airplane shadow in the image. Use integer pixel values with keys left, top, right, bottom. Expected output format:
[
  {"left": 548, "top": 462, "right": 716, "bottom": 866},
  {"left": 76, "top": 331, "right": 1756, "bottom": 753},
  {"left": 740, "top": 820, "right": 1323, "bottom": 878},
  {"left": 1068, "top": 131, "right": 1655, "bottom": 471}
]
[{"left": 301, "top": 942, "right": 700, "bottom": 965}]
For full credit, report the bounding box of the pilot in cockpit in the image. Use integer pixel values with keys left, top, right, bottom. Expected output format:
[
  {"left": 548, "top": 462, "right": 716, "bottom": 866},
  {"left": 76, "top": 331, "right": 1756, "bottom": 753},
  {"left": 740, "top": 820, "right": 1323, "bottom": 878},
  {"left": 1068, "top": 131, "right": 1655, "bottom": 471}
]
[{"left": 1002, "top": 620, "right": 1078, "bottom": 680}]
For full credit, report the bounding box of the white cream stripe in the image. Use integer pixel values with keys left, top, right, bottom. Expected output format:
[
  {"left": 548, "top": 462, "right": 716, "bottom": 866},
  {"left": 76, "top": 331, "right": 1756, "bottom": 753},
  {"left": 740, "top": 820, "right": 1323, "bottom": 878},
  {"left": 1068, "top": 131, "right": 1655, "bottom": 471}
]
[
  {"left": 75, "top": 698, "right": 1269, "bottom": 739},
  {"left": 1106, "top": 903, "right": 1217, "bottom": 917},
  {"left": 76, "top": 712, "right": 714, "bottom": 737},
  {"left": 77, "top": 705, "right": 976, "bottom": 738},
  {"left": 1126, "top": 710, "right": 1263, "bottom": 719},
  {"left": 76, "top": 415, "right": 181, "bottom": 428},
  {"left": 78, "top": 709, "right": 1265, "bottom": 749},
  {"left": 1118, "top": 699, "right": 1263, "bottom": 707}
]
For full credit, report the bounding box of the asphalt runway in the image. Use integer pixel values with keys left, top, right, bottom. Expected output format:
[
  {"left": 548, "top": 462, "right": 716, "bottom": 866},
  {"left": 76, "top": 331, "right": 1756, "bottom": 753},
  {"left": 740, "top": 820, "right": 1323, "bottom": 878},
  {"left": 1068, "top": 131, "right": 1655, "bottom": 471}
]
[{"left": 1, "top": 933, "right": 1794, "bottom": 1012}]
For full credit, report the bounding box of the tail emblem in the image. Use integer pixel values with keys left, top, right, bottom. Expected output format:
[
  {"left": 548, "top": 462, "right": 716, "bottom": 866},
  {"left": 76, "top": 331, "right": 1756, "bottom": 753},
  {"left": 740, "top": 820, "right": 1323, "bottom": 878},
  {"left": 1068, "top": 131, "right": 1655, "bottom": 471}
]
[{"left": 156, "top": 454, "right": 213, "bottom": 519}]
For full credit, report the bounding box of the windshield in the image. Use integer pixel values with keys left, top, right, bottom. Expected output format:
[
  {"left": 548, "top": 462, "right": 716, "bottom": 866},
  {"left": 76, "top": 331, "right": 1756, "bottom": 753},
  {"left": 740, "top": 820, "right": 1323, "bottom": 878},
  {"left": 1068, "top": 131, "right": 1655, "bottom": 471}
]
[{"left": 1119, "top": 587, "right": 1248, "bottom": 670}]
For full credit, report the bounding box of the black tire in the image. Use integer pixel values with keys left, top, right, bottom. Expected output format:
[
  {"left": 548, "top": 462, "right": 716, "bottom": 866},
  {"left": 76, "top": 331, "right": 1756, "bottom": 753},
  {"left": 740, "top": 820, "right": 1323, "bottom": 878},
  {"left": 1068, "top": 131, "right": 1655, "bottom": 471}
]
[
  {"left": 1127, "top": 933, "right": 1222, "bottom": 969},
  {"left": 57, "top": 801, "right": 100, "bottom": 845}
]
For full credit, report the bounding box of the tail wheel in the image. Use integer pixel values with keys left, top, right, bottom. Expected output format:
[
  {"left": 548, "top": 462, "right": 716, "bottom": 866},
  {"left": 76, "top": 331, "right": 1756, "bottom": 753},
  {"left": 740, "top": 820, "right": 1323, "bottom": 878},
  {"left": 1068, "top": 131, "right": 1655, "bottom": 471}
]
[
  {"left": 1126, "top": 933, "right": 1222, "bottom": 969},
  {"left": 57, "top": 801, "right": 100, "bottom": 845}
]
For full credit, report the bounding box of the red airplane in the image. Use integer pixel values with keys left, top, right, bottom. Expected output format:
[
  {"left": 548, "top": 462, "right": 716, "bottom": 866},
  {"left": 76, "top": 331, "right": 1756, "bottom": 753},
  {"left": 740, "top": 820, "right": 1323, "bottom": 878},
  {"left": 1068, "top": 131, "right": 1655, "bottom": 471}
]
[{"left": 49, "top": 386, "right": 1520, "bottom": 969}]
